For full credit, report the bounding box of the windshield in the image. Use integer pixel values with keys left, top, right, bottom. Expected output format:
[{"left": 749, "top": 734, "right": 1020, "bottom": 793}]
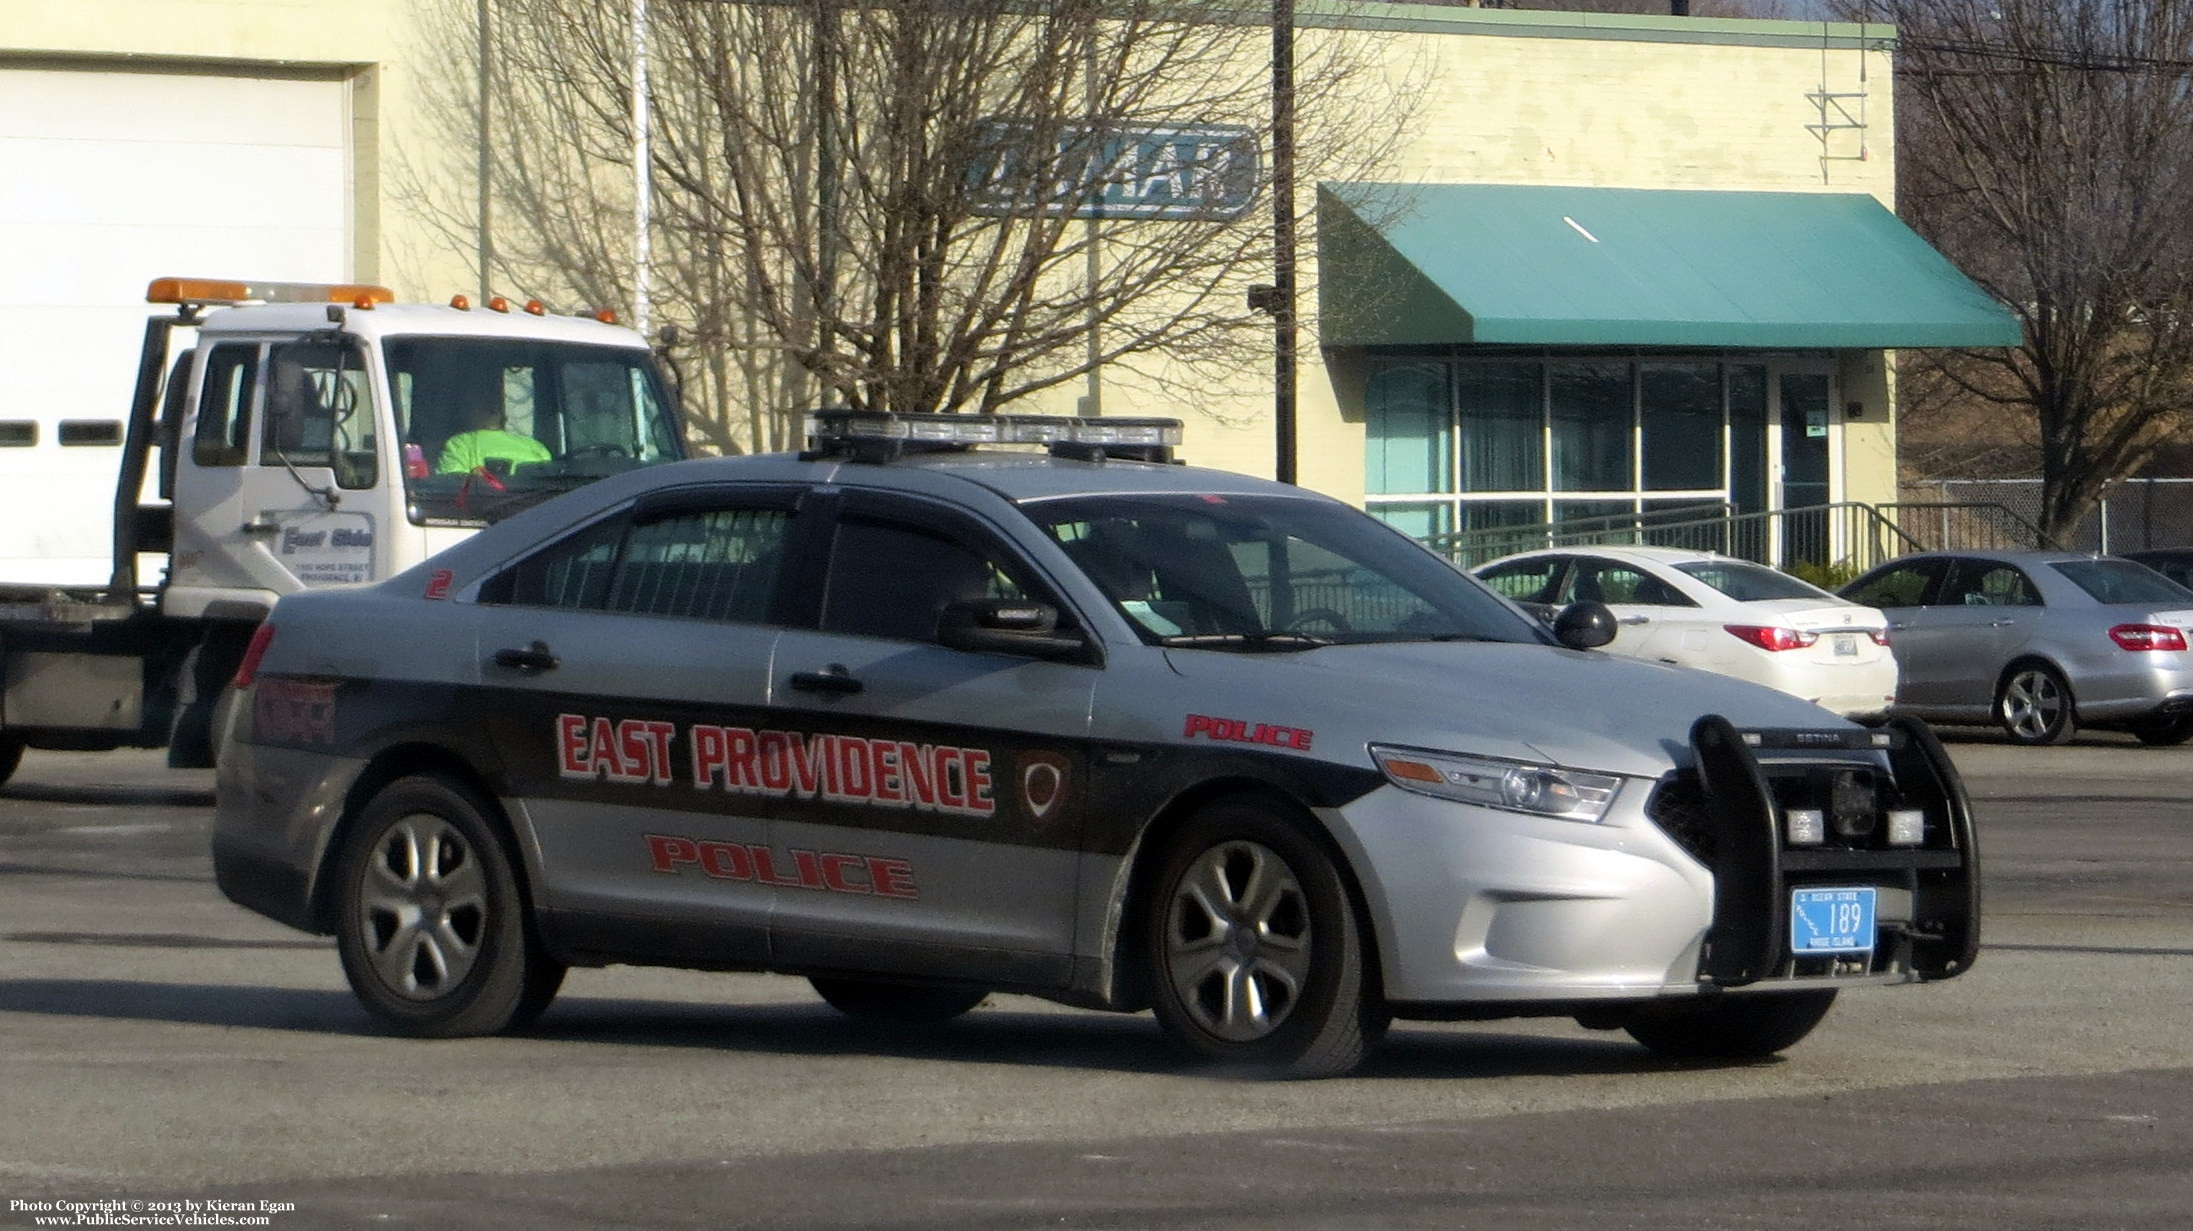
[
  {"left": 1674, "top": 559, "right": 1836, "bottom": 602},
  {"left": 1027, "top": 493, "right": 1545, "bottom": 649},
  {"left": 2052, "top": 559, "right": 2193, "bottom": 605},
  {"left": 385, "top": 337, "right": 684, "bottom": 525}
]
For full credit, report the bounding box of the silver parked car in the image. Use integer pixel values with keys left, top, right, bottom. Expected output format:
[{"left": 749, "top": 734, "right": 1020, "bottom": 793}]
[
  {"left": 211, "top": 412, "right": 1979, "bottom": 1077},
  {"left": 1839, "top": 549, "right": 2193, "bottom": 746}
]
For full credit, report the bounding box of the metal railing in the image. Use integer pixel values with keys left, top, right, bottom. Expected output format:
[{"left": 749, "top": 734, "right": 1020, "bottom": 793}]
[{"left": 1426, "top": 500, "right": 2044, "bottom": 575}]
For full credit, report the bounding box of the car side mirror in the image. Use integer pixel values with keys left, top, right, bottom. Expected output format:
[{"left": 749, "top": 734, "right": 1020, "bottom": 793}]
[
  {"left": 938, "top": 598, "right": 1088, "bottom": 660},
  {"left": 1552, "top": 600, "right": 1618, "bottom": 650}
]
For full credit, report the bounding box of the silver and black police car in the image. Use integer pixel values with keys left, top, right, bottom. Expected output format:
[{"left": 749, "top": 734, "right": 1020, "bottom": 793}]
[{"left": 212, "top": 411, "right": 1978, "bottom": 1078}]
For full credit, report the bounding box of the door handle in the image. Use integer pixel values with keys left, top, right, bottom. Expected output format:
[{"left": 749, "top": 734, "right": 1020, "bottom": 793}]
[
  {"left": 790, "top": 664, "right": 864, "bottom": 696},
  {"left": 1618, "top": 614, "right": 1651, "bottom": 626},
  {"left": 241, "top": 519, "right": 279, "bottom": 535},
  {"left": 1890, "top": 621, "right": 1912, "bottom": 631},
  {"left": 491, "top": 641, "right": 560, "bottom": 673},
  {"left": 1988, "top": 619, "right": 2017, "bottom": 628}
]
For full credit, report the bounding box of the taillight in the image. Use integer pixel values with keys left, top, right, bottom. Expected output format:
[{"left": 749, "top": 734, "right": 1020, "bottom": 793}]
[
  {"left": 1725, "top": 624, "right": 1818, "bottom": 652},
  {"left": 232, "top": 623, "right": 277, "bottom": 688},
  {"left": 1867, "top": 628, "right": 1891, "bottom": 646},
  {"left": 2108, "top": 623, "right": 2189, "bottom": 652}
]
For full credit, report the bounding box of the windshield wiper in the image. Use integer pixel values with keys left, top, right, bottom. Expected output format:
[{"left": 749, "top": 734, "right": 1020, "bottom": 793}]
[{"left": 1158, "top": 631, "right": 1333, "bottom": 652}]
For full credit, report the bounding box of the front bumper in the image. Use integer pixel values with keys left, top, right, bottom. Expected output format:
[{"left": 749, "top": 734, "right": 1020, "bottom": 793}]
[{"left": 1333, "top": 715, "right": 1980, "bottom": 1007}]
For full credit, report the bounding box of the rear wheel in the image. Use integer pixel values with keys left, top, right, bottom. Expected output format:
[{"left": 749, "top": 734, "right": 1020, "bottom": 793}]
[
  {"left": 1996, "top": 663, "right": 2076, "bottom": 745},
  {"left": 1143, "top": 799, "right": 1386, "bottom": 1078},
  {"left": 0, "top": 736, "right": 21, "bottom": 789},
  {"left": 2127, "top": 713, "right": 2193, "bottom": 747},
  {"left": 810, "top": 977, "right": 987, "bottom": 1024},
  {"left": 1623, "top": 989, "right": 1838, "bottom": 1060},
  {"left": 332, "top": 774, "right": 565, "bottom": 1036}
]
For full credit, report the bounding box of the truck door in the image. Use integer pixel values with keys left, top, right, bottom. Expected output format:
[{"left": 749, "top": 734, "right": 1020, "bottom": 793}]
[{"left": 169, "top": 338, "right": 381, "bottom": 613}]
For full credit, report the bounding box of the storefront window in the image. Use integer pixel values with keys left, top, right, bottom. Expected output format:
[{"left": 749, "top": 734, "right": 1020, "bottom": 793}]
[
  {"left": 1641, "top": 363, "right": 1723, "bottom": 491},
  {"left": 1549, "top": 361, "right": 1632, "bottom": 492},
  {"left": 1365, "top": 355, "right": 1773, "bottom": 546},
  {"left": 1458, "top": 363, "right": 1541, "bottom": 493},
  {"left": 1365, "top": 362, "right": 1449, "bottom": 497}
]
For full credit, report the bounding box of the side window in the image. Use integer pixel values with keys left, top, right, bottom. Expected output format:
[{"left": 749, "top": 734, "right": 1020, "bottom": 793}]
[
  {"left": 479, "top": 515, "right": 627, "bottom": 610},
  {"left": 263, "top": 340, "right": 376, "bottom": 489},
  {"left": 192, "top": 343, "right": 259, "bottom": 467},
  {"left": 1574, "top": 563, "right": 1671, "bottom": 606},
  {"left": 1845, "top": 562, "right": 1937, "bottom": 609},
  {"left": 1478, "top": 558, "right": 1564, "bottom": 605},
  {"left": 1944, "top": 560, "right": 2042, "bottom": 608},
  {"left": 1562, "top": 557, "right": 1631, "bottom": 605},
  {"left": 607, "top": 507, "right": 789, "bottom": 622},
  {"left": 821, "top": 517, "right": 1034, "bottom": 644}
]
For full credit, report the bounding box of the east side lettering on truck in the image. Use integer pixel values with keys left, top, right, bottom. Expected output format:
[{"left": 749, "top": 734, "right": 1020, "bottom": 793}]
[
  {"left": 557, "top": 714, "right": 995, "bottom": 818},
  {"left": 646, "top": 834, "right": 920, "bottom": 899}
]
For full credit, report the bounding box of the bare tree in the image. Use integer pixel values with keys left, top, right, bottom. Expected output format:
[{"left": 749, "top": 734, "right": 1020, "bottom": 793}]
[
  {"left": 1849, "top": 0, "right": 2193, "bottom": 541},
  {"left": 400, "top": 0, "right": 1414, "bottom": 455}
]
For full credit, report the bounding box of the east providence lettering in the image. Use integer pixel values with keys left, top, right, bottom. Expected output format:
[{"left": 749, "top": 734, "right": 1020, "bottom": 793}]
[{"left": 556, "top": 713, "right": 996, "bottom": 818}]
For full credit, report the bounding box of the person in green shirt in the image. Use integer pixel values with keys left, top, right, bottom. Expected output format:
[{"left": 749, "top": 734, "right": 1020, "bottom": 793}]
[{"left": 436, "top": 396, "right": 552, "bottom": 475}]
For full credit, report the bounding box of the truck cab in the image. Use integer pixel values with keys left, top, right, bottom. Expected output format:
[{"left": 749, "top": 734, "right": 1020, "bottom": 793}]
[
  {"left": 161, "top": 286, "right": 684, "bottom": 620},
  {"left": 0, "top": 277, "right": 686, "bottom": 780}
]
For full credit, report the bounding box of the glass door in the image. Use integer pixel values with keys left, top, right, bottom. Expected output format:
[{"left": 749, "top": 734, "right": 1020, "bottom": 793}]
[{"left": 1776, "top": 370, "right": 1834, "bottom": 569}]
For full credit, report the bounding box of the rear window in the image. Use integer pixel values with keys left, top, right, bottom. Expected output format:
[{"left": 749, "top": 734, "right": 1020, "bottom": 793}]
[
  {"left": 2052, "top": 559, "right": 2193, "bottom": 605},
  {"left": 1673, "top": 559, "right": 1834, "bottom": 602}
]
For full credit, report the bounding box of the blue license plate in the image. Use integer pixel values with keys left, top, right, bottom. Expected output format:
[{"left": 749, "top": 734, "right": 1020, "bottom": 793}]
[{"left": 1790, "top": 886, "right": 1877, "bottom": 955}]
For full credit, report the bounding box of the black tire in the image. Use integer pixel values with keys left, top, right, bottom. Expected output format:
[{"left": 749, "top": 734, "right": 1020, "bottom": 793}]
[
  {"left": 2127, "top": 713, "right": 2193, "bottom": 747},
  {"left": 332, "top": 774, "right": 565, "bottom": 1036},
  {"left": 1623, "top": 989, "right": 1838, "bottom": 1060},
  {"left": 1996, "top": 662, "right": 2077, "bottom": 746},
  {"left": 1143, "top": 798, "right": 1387, "bottom": 1078},
  {"left": 0, "top": 736, "right": 21, "bottom": 789},
  {"left": 810, "top": 977, "right": 988, "bottom": 1024}
]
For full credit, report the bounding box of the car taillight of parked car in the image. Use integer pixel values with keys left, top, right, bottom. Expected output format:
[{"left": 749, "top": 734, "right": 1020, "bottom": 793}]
[
  {"left": 2107, "top": 623, "right": 2190, "bottom": 652},
  {"left": 1724, "top": 624, "right": 1818, "bottom": 652}
]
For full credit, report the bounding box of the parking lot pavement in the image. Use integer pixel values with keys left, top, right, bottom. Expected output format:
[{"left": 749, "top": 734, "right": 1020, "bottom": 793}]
[{"left": 0, "top": 741, "right": 2187, "bottom": 1227}]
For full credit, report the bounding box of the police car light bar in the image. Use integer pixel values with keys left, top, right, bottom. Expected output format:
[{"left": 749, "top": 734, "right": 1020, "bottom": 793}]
[{"left": 804, "top": 410, "right": 1183, "bottom": 464}]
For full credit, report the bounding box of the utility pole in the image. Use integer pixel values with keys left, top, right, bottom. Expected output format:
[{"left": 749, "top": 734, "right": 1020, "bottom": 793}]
[{"left": 1272, "top": 0, "right": 1298, "bottom": 484}]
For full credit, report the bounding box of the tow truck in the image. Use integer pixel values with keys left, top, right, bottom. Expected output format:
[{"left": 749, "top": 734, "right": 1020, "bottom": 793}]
[{"left": 0, "top": 277, "right": 686, "bottom": 785}]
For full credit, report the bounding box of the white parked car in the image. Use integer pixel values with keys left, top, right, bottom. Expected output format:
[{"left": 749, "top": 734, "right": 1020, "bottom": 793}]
[{"left": 1475, "top": 546, "right": 1897, "bottom": 718}]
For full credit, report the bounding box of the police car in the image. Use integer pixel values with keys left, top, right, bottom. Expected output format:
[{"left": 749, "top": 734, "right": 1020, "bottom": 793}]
[{"left": 211, "top": 411, "right": 1979, "bottom": 1078}]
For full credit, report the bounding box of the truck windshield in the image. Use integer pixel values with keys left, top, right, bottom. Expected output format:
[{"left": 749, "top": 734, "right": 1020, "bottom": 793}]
[{"left": 384, "top": 337, "right": 685, "bottom": 525}]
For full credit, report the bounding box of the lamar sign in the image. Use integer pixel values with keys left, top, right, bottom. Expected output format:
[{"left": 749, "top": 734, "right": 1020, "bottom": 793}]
[{"left": 969, "top": 121, "right": 1260, "bottom": 220}]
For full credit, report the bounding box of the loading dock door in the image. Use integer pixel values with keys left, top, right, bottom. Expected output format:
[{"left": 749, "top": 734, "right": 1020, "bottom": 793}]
[{"left": 0, "top": 66, "right": 350, "bottom": 584}]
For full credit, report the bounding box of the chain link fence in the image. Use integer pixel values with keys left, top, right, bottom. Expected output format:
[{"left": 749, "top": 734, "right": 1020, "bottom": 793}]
[{"left": 1907, "top": 478, "right": 2193, "bottom": 553}]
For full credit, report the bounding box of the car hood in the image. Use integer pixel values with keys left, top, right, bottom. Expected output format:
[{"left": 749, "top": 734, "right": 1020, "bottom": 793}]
[{"left": 1160, "top": 640, "right": 1847, "bottom": 779}]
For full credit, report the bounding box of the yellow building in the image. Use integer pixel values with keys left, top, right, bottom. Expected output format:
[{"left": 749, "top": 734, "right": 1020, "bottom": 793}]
[{"left": 2, "top": 2, "right": 2016, "bottom": 572}]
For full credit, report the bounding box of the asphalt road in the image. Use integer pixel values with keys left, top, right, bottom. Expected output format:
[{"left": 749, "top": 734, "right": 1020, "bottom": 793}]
[{"left": 0, "top": 730, "right": 2187, "bottom": 1231}]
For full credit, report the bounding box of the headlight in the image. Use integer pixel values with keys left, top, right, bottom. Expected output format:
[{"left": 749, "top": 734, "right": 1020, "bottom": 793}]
[{"left": 1369, "top": 744, "right": 1623, "bottom": 823}]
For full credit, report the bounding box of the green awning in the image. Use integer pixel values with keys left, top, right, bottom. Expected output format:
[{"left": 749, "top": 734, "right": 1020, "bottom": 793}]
[{"left": 1318, "top": 183, "right": 2024, "bottom": 350}]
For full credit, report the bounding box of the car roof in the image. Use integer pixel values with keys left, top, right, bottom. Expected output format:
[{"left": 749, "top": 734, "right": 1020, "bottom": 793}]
[
  {"left": 381, "top": 445, "right": 1340, "bottom": 595},
  {"left": 1870, "top": 548, "right": 2121, "bottom": 568}
]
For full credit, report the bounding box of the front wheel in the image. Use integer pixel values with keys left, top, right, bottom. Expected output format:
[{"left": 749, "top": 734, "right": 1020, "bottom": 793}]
[
  {"left": 810, "top": 977, "right": 988, "bottom": 1024},
  {"left": 1622, "top": 989, "right": 1838, "bottom": 1060},
  {"left": 1143, "top": 799, "right": 1386, "bottom": 1078},
  {"left": 1997, "top": 663, "right": 2076, "bottom": 745},
  {"left": 332, "top": 775, "right": 565, "bottom": 1036}
]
